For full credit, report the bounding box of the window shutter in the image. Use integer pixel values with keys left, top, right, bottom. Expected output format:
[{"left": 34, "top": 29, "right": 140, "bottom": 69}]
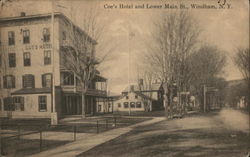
[
  {"left": 11, "top": 97, "right": 15, "bottom": 111},
  {"left": 22, "top": 75, "right": 25, "bottom": 88},
  {"left": 49, "top": 74, "right": 52, "bottom": 87},
  {"left": 42, "top": 74, "right": 45, "bottom": 87},
  {"left": 32, "top": 75, "right": 35, "bottom": 88},
  {"left": 21, "top": 97, "right": 24, "bottom": 111},
  {"left": 12, "top": 76, "right": 15, "bottom": 88},
  {"left": 13, "top": 54, "right": 16, "bottom": 67},
  {"left": 42, "top": 74, "right": 46, "bottom": 87},
  {"left": 3, "top": 76, "right": 6, "bottom": 88}
]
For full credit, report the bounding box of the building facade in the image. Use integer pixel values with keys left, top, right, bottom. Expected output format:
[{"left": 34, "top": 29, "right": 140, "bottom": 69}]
[
  {"left": 0, "top": 12, "right": 109, "bottom": 119},
  {"left": 113, "top": 91, "right": 153, "bottom": 112},
  {"left": 121, "top": 84, "right": 164, "bottom": 111}
]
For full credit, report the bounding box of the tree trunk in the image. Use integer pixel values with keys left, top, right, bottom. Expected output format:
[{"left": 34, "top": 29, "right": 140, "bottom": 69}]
[
  {"left": 82, "top": 91, "right": 86, "bottom": 118},
  {"left": 163, "top": 83, "right": 168, "bottom": 118},
  {"left": 168, "top": 85, "right": 173, "bottom": 118}
]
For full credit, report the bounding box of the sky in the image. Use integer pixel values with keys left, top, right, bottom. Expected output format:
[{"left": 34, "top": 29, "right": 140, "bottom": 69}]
[{"left": 0, "top": 0, "right": 249, "bottom": 94}]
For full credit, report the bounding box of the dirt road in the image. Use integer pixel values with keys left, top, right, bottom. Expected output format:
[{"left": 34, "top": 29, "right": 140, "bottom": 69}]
[{"left": 79, "top": 109, "right": 249, "bottom": 157}]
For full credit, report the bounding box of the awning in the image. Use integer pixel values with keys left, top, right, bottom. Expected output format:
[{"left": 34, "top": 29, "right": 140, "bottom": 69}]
[
  {"left": 11, "top": 88, "right": 51, "bottom": 95},
  {"left": 94, "top": 75, "right": 107, "bottom": 82}
]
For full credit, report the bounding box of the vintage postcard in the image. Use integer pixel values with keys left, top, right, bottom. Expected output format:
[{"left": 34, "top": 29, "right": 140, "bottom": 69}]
[{"left": 0, "top": 0, "right": 249, "bottom": 156}]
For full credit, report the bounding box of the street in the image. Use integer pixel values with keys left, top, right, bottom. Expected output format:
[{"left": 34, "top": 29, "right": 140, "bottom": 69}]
[{"left": 79, "top": 109, "right": 249, "bottom": 157}]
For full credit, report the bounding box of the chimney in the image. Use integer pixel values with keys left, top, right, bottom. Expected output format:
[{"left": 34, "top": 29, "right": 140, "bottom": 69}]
[
  {"left": 20, "top": 12, "right": 26, "bottom": 17},
  {"left": 138, "top": 79, "right": 143, "bottom": 91},
  {"left": 130, "top": 85, "right": 134, "bottom": 92}
]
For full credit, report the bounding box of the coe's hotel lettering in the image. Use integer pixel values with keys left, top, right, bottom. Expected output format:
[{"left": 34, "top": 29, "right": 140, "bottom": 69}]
[{"left": 25, "top": 43, "right": 52, "bottom": 50}]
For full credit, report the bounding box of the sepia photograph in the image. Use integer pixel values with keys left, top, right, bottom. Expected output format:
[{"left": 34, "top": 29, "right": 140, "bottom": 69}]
[{"left": 0, "top": 0, "right": 249, "bottom": 156}]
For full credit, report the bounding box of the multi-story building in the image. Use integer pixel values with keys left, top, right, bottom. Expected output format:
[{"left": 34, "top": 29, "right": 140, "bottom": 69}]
[{"left": 0, "top": 12, "right": 110, "bottom": 119}]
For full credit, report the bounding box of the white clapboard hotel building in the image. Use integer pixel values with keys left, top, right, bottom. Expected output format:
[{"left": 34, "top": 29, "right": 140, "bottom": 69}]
[{"left": 0, "top": 12, "right": 111, "bottom": 119}]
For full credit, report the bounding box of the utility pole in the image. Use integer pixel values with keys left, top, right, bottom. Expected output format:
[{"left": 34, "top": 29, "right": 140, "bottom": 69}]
[
  {"left": 51, "top": 0, "right": 58, "bottom": 125},
  {"left": 163, "top": 50, "right": 168, "bottom": 118},
  {"left": 128, "top": 23, "right": 131, "bottom": 116},
  {"left": 203, "top": 84, "right": 206, "bottom": 113}
]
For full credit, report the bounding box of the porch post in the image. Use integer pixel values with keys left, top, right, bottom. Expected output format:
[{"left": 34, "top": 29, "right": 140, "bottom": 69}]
[{"left": 91, "top": 96, "right": 94, "bottom": 115}]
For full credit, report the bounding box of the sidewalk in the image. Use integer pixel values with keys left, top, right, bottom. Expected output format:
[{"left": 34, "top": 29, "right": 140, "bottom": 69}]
[{"left": 29, "top": 117, "right": 166, "bottom": 157}]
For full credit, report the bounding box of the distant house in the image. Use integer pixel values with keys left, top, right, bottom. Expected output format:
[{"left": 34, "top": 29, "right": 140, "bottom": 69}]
[
  {"left": 113, "top": 90, "right": 153, "bottom": 112},
  {"left": 121, "top": 83, "right": 164, "bottom": 111},
  {"left": 224, "top": 79, "right": 249, "bottom": 109}
]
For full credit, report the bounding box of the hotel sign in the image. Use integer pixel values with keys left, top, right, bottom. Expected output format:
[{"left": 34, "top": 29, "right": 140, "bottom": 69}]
[{"left": 25, "top": 43, "right": 52, "bottom": 50}]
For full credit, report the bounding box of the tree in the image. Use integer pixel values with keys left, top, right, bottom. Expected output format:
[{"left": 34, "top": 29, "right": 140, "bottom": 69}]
[
  {"left": 233, "top": 48, "right": 250, "bottom": 107},
  {"left": 61, "top": 8, "right": 110, "bottom": 117},
  {"left": 187, "top": 45, "right": 226, "bottom": 111},
  {"left": 137, "top": 68, "right": 155, "bottom": 112},
  {"left": 0, "top": 0, "right": 12, "bottom": 7},
  {"left": 145, "top": 11, "right": 199, "bottom": 117},
  {"left": 233, "top": 48, "right": 250, "bottom": 86}
]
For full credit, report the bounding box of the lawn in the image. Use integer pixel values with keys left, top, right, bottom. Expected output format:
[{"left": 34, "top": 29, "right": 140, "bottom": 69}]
[{"left": 1, "top": 115, "right": 152, "bottom": 156}]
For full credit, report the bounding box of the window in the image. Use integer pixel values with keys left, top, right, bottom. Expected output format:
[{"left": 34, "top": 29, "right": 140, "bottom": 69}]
[
  {"left": 44, "top": 50, "right": 51, "bottom": 65},
  {"left": 8, "top": 53, "right": 16, "bottom": 67},
  {"left": 8, "top": 31, "right": 15, "bottom": 45},
  {"left": 3, "top": 75, "right": 15, "bottom": 89},
  {"left": 136, "top": 102, "right": 142, "bottom": 108},
  {"left": 42, "top": 74, "right": 52, "bottom": 88},
  {"left": 23, "top": 52, "right": 31, "bottom": 66},
  {"left": 135, "top": 95, "right": 138, "bottom": 99},
  {"left": 123, "top": 102, "right": 128, "bottom": 108},
  {"left": 130, "top": 102, "right": 135, "bottom": 108},
  {"left": 62, "top": 72, "right": 74, "bottom": 85},
  {"left": 62, "top": 31, "right": 66, "bottom": 40},
  {"left": 22, "top": 74, "right": 35, "bottom": 88},
  {"left": 118, "top": 103, "right": 121, "bottom": 108},
  {"left": 13, "top": 96, "right": 24, "bottom": 111},
  {"left": 43, "top": 28, "right": 50, "bottom": 42},
  {"left": 4, "top": 97, "right": 14, "bottom": 111},
  {"left": 23, "top": 30, "right": 30, "bottom": 44},
  {"left": 98, "top": 105, "right": 102, "bottom": 112},
  {"left": 126, "top": 96, "right": 129, "bottom": 99},
  {"left": 39, "top": 96, "right": 47, "bottom": 112}
]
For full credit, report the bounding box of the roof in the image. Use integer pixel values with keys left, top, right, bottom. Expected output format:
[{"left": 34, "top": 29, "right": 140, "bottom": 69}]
[
  {"left": 108, "top": 95, "right": 123, "bottom": 100},
  {"left": 226, "top": 79, "right": 246, "bottom": 87},
  {"left": 94, "top": 75, "right": 107, "bottom": 82},
  {"left": 122, "top": 83, "right": 163, "bottom": 93},
  {"left": 59, "top": 68, "right": 106, "bottom": 82},
  {"left": 0, "top": 12, "right": 97, "bottom": 44},
  {"left": 134, "top": 91, "right": 156, "bottom": 101},
  {"left": 11, "top": 88, "right": 51, "bottom": 95},
  {"left": 116, "top": 91, "right": 155, "bottom": 101}
]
